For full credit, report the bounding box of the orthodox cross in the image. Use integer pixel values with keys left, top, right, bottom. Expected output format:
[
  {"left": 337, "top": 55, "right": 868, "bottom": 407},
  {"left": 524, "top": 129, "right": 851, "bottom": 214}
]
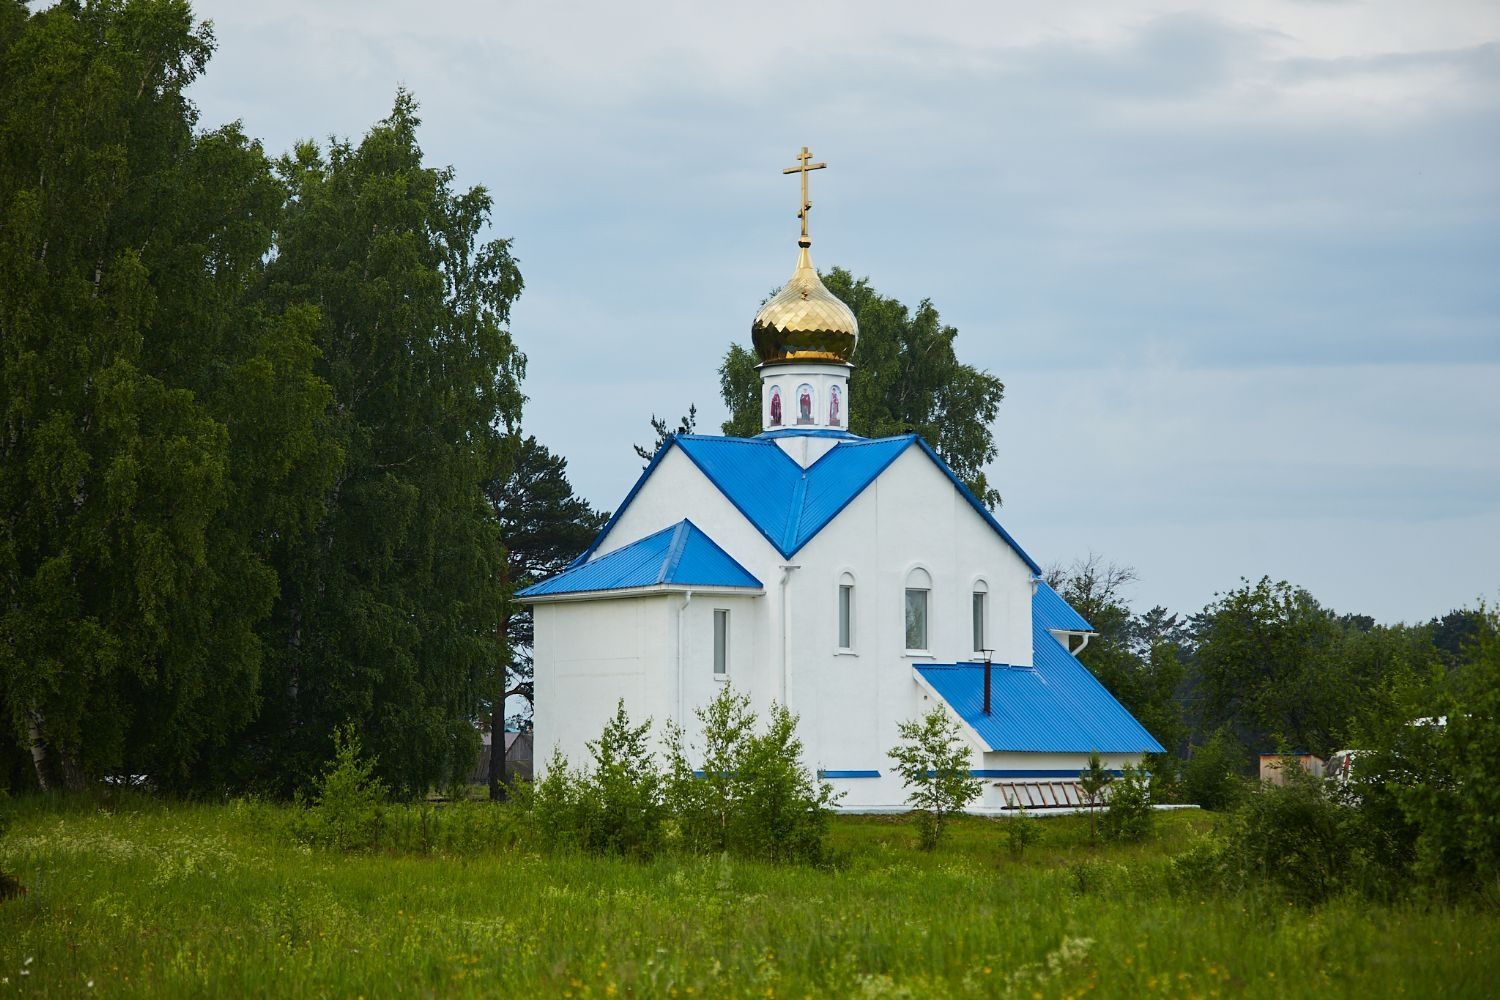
[{"left": 783, "top": 146, "right": 826, "bottom": 246}]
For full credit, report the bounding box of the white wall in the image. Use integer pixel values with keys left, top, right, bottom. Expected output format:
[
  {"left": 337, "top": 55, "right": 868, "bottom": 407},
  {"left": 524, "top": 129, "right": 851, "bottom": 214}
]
[
  {"left": 532, "top": 595, "right": 670, "bottom": 775},
  {"left": 782, "top": 446, "right": 1038, "bottom": 807}
]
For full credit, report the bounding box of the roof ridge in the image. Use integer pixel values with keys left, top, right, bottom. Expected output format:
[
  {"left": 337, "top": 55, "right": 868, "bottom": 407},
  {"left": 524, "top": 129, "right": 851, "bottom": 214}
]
[
  {"left": 657, "top": 519, "right": 692, "bottom": 583},
  {"left": 783, "top": 473, "right": 811, "bottom": 551}
]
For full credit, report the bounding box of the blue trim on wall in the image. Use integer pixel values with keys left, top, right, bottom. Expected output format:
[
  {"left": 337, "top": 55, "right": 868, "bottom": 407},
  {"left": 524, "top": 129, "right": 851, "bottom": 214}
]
[
  {"left": 817, "top": 769, "right": 882, "bottom": 779},
  {"left": 971, "top": 769, "right": 1124, "bottom": 779}
]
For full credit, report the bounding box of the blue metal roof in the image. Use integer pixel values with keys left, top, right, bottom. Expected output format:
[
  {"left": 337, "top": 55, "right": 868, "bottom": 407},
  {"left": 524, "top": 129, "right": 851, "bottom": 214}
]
[
  {"left": 518, "top": 519, "right": 761, "bottom": 598},
  {"left": 574, "top": 433, "right": 1041, "bottom": 573},
  {"left": 914, "top": 591, "right": 1164, "bottom": 754},
  {"left": 1033, "top": 580, "right": 1093, "bottom": 632}
]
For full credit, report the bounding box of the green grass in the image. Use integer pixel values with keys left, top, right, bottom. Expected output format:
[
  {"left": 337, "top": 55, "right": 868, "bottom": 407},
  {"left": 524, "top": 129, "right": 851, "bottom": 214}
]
[{"left": 1, "top": 795, "right": 1496, "bottom": 997}]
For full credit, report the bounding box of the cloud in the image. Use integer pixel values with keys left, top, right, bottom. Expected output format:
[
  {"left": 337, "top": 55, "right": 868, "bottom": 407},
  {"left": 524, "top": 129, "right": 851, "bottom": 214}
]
[{"left": 172, "top": 0, "right": 1500, "bottom": 621}]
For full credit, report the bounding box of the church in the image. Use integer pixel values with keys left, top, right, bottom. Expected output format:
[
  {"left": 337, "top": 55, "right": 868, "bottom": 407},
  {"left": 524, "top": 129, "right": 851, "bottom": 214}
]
[{"left": 518, "top": 150, "right": 1163, "bottom": 812}]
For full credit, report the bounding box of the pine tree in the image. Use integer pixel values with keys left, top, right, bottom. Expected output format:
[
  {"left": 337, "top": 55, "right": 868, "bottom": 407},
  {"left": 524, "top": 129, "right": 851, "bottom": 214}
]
[{"left": 483, "top": 434, "right": 607, "bottom": 798}]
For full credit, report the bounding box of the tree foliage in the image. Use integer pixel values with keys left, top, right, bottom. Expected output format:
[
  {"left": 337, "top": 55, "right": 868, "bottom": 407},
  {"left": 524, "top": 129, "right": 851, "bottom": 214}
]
[
  {"left": 719, "top": 269, "right": 1005, "bottom": 507},
  {"left": 536, "top": 691, "right": 838, "bottom": 864},
  {"left": 1047, "top": 556, "right": 1187, "bottom": 761},
  {"left": 633, "top": 406, "right": 696, "bottom": 466},
  {"left": 1078, "top": 751, "right": 1112, "bottom": 844},
  {"left": 0, "top": 0, "right": 337, "bottom": 792},
  {"left": 888, "top": 707, "right": 982, "bottom": 850},
  {"left": 242, "top": 91, "right": 526, "bottom": 798},
  {"left": 664, "top": 686, "right": 838, "bottom": 863}
]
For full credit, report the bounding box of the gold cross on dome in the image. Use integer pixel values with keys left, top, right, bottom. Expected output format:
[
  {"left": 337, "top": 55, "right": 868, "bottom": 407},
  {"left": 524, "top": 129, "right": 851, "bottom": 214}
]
[{"left": 782, "top": 146, "right": 826, "bottom": 246}]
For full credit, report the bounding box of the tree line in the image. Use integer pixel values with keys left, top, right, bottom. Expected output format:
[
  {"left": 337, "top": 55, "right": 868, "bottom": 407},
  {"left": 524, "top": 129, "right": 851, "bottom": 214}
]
[
  {"left": 1047, "top": 556, "right": 1494, "bottom": 792},
  {"left": 0, "top": 0, "right": 601, "bottom": 798}
]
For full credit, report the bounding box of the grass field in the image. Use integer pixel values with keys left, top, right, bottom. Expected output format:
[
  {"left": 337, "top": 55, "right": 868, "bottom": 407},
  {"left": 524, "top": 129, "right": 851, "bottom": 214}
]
[{"left": 1, "top": 794, "right": 1496, "bottom": 997}]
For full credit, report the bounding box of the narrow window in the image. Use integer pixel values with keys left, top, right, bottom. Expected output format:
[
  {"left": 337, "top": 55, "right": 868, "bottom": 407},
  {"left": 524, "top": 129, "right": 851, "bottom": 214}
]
[
  {"left": 838, "top": 584, "right": 853, "bottom": 649},
  {"left": 972, "top": 591, "right": 986, "bottom": 651},
  {"left": 905, "top": 588, "right": 928, "bottom": 651},
  {"left": 713, "top": 609, "right": 729, "bottom": 675}
]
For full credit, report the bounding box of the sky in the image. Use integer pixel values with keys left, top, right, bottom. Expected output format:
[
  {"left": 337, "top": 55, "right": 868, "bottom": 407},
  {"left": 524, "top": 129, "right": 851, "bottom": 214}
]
[{"left": 178, "top": 0, "right": 1499, "bottom": 623}]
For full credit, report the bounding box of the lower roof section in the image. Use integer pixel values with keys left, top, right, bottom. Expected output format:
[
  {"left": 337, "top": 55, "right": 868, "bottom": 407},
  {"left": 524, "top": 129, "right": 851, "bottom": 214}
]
[
  {"left": 518, "top": 519, "right": 762, "bottom": 600},
  {"left": 914, "top": 622, "right": 1165, "bottom": 755}
]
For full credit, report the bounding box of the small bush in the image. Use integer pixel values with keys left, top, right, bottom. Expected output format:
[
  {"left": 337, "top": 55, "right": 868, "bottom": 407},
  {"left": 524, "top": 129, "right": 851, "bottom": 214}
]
[
  {"left": 583, "top": 701, "right": 666, "bottom": 857},
  {"left": 663, "top": 687, "right": 756, "bottom": 854},
  {"left": 730, "top": 702, "right": 838, "bottom": 863},
  {"left": 540, "top": 688, "right": 838, "bottom": 865},
  {"left": 531, "top": 746, "right": 590, "bottom": 851},
  {"left": 1102, "top": 762, "right": 1154, "bottom": 843},
  {"left": 1183, "top": 726, "right": 1248, "bottom": 811},
  {"left": 301, "top": 724, "right": 389, "bottom": 851},
  {"left": 1004, "top": 807, "right": 1043, "bottom": 860},
  {"left": 1078, "top": 751, "right": 1112, "bottom": 844},
  {"left": 888, "top": 707, "right": 982, "bottom": 850},
  {"left": 1177, "top": 767, "right": 1356, "bottom": 904},
  {"left": 665, "top": 687, "right": 838, "bottom": 864},
  {"left": 531, "top": 701, "right": 665, "bottom": 858}
]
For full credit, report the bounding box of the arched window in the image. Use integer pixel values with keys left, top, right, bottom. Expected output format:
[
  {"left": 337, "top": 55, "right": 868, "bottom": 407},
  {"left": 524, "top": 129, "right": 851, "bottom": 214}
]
[
  {"left": 972, "top": 579, "right": 989, "bottom": 653},
  {"left": 904, "top": 567, "right": 932, "bottom": 652},
  {"left": 837, "top": 572, "right": 855, "bottom": 650}
]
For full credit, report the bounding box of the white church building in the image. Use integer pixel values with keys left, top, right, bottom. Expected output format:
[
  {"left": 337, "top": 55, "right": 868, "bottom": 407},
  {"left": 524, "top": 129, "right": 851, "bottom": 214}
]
[{"left": 519, "top": 151, "right": 1162, "bottom": 812}]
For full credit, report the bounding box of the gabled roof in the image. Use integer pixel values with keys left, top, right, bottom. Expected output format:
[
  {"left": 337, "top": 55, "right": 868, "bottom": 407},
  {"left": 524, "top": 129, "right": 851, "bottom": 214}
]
[
  {"left": 573, "top": 433, "right": 1041, "bottom": 573},
  {"left": 518, "top": 519, "right": 761, "bottom": 599},
  {"left": 914, "top": 588, "right": 1163, "bottom": 754},
  {"left": 1033, "top": 580, "right": 1093, "bottom": 633}
]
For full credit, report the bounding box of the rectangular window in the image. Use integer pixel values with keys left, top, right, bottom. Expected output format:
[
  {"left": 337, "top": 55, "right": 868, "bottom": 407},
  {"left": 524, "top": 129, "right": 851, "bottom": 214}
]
[
  {"left": 972, "top": 591, "right": 986, "bottom": 652},
  {"left": 838, "top": 584, "right": 853, "bottom": 649},
  {"left": 713, "top": 609, "right": 729, "bottom": 675},
  {"left": 904, "top": 588, "right": 928, "bottom": 651}
]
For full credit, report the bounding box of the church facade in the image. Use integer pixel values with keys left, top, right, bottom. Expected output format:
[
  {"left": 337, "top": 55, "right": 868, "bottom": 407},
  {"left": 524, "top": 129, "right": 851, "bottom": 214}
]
[{"left": 519, "top": 151, "right": 1162, "bottom": 812}]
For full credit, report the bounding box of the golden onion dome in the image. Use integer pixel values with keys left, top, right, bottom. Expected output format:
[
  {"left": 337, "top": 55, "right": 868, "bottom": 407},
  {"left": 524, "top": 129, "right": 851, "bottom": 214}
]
[{"left": 751, "top": 246, "right": 859, "bottom": 365}]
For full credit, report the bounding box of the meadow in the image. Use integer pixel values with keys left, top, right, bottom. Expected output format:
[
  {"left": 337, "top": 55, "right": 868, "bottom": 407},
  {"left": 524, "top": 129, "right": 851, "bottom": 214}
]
[{"left": 1, "top": 795, "right": 1496, "bottom": 998}]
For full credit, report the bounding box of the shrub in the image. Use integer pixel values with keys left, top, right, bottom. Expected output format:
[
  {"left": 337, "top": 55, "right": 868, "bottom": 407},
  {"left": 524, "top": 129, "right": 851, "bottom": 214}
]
[
  {"left": 538, "top": 691, "right": 837, "bottom": 864},
  {"left": 1183, "top": 726, "right": 1248, "bottom": 811},
  {"left": 730, "top": 702, "right": 838, "bottom": 863},
  {"left": 302, "top": 725, "right": 389, "bottom": 851},
  {"left": 1144, "top": 751, "right": 1183, "bottom": 804},
  {"left": 1077, "top": 751, "right": 1112, "bottom": 844},
  {"left": 529, "top": 702, "right": 667, "bottom": 857},
  {"left": 531, "top": 746, "right": 590, "bottom": 851},
  {"left": 888, "top": 707, "right": 982, "bottom": 850},
  {"left": 1102, "top": 762, "right": 1153, "bottom": 843},
  {"left": 663, "top": 686, "right": 756, "bottom": 854},
  {"left": 1178, "top": 766, "right": 1356, "bottom": 904},
  {"left": 665, "top": 687, "right": 838, "bottom": 864},
  {"left": 1004, "top": 806, "right": 1043, "bottom": 860}
]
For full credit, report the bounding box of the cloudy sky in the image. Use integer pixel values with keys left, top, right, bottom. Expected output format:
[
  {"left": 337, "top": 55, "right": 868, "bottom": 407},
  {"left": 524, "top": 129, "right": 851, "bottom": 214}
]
[{"left": 182, "top": 0, "right": 1499, "bottom": 623}]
